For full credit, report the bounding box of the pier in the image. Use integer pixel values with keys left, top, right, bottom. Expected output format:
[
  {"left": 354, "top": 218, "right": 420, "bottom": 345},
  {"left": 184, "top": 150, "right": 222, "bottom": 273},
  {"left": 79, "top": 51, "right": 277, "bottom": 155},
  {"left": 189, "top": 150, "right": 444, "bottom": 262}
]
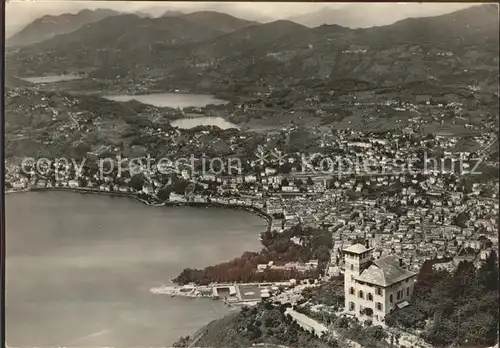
[{"left": 151, "top": 281, "right": 292, "bottom": 305}]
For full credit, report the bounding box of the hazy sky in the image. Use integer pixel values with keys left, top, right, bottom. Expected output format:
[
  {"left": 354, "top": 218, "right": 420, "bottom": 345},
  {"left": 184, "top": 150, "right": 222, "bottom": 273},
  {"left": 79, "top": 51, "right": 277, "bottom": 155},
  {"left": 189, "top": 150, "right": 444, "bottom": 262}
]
[{"left": 6, "top": 1, "right": 477, "bottom": 36}]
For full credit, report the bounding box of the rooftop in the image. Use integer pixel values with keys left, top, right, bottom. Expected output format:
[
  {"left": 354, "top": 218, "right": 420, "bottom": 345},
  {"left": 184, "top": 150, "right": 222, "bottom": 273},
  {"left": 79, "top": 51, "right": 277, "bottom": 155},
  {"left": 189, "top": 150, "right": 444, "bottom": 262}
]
[
  {"left": 343, "top": 243, "right": 373, "bottom": 254},
  {"left": 355, "top": 255, "right": 417, "bottom": 287}
]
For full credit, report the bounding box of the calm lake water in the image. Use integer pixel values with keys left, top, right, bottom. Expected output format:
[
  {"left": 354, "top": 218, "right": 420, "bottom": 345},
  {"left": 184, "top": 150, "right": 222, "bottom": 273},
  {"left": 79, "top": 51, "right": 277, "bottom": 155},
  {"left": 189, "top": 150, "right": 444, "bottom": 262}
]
[
  {"left": 21, "top": 74, "right": 85, "bottom": 84},
  {"left": 104, "top": 92, "right": 227, "bottom": 109},
  {"left": 171, "top": 116, "right": 239, "bottom": 129},
  {"left": 6, "top": 191, "right": 265, "bottom": 347}
]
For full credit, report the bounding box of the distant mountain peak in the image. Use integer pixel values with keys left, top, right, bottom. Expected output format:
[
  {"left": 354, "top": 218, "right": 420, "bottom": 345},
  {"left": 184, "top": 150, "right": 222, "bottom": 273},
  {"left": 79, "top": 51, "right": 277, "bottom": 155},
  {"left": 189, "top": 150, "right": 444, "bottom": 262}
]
[
  {"left": 161, "top": 10, "right": 184, "bottom": 17},
  {"left": 266, "top": 19, "right": 307, "bottom": 27},
  {"left": 182, "top": 10, "right": 254, "bottom": 21},
  {"left": 287, "top": 3, "right": 479, "bottom": 28},
  {"left": 180, "top": 10, "right": 258, "bottom": 33},
  {"left": 77, "top": 9, "right": 93, "bottom": 15}
]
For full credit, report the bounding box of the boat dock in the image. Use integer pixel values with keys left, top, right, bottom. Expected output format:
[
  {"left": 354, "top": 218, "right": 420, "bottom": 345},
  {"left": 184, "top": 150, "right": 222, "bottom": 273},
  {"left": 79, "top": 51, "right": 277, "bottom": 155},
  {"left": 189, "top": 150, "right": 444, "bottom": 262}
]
[{"left": 151, "top": 281, "right": 292, "bottom": 305}]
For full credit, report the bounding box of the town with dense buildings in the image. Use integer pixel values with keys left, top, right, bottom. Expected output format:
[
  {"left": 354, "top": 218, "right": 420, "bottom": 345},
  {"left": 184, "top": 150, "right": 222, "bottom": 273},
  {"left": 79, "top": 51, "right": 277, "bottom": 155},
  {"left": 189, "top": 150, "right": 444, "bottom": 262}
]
[
  {"left": 5, "top": 101, "right": 499, "bottom": 346},
  {"left": 4, "top": 2, "right": 499, "bottom": 348}
]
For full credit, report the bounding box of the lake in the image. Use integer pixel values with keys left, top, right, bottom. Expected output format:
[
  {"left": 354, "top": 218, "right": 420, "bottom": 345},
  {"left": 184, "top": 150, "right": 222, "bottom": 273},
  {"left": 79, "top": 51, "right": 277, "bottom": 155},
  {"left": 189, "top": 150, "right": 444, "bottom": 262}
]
[
  {"left": 171, "top": 116, "right": 239, "bottom": 129},
  {"left": 6, "top": 191, "right": 265, "bottom": 347},
  {"left": 104, "top": 92, "right": 227, "bottom": 109},
  {"left": 20, "top": 74, "right": 85, "bottom": 84}
]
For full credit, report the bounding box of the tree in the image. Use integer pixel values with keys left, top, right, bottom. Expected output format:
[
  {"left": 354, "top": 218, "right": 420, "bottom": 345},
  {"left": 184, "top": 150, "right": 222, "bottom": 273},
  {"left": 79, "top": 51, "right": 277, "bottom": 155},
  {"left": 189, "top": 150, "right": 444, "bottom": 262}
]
[
  {"left": 365, "top": 325, "right": 387, "bottom": 341},
  {"left": 313, "top": 245, "right": 331, "bottom": 262},
  {"left": 479, "top": 251, "right": 499, "bottom": 291},
  {"left": 157, "top": 187, "right": 171, "bottom": 201},
  {"left": 170, "top": 177, "right": 190, "bottom": 195},
  {"left": 172, "top": 336, "right": 190, "bottom": 348},
  {"left": 248, "top": 325, "right": 262, "bottom": 340},
  {"left": 294, "top": 178, "right": 304, "bottom": 187},
  {"left": 72, "top": 142, "right": 91, "bottom": 158},
  {"left": 334, "top": 317, "right": 349, "bottom": 329},
  {"left": 78, "top": 176, "right": 88, "bottom": 188},
  {"left": 129, "top": 174, "right": 145, "bottom": 191},
  {"left": 453, "top": 212, "right": 470, "bottom": 228},
  {"left": 390, "top": 259, "right": 499, "bottom": 347}
]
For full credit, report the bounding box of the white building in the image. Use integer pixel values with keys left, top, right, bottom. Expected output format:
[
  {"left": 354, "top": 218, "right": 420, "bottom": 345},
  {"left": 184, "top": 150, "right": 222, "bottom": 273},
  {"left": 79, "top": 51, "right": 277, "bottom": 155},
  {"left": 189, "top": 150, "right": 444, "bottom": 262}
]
[
  {"left": 245, "top": 174, "right": 257, "bottom": 183},
  {"left": 264, "top": 167, "right": 277, "bottom": 176},
  {"left": 343, "top": 244, "right": 417, "bottom": 325},
  {"left": 169, "top": 192, "right": 186, "bottom": 203}
]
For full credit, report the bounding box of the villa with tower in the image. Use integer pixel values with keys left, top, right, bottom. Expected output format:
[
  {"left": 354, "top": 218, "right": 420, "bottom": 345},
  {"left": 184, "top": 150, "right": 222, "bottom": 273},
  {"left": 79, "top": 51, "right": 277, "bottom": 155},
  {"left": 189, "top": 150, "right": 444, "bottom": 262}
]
[{"left": 343, "top": 243, "right": 418, "bottom": 325}]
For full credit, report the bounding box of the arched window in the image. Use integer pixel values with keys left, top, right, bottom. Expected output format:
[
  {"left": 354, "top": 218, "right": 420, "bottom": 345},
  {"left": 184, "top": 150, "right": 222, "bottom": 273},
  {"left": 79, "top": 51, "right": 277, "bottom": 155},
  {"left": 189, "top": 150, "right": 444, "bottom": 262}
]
[
  {"left": 349, "top": 287, "right": 355, "bottom": 295},
  {"left": 368, "top": 293, "right": 373, "bottom": 301},
  {"left": 390, "top": 294, "right": 393, "bottom": 303},
  {"left": 349, "top": 302, "right": 355, "bottom": 311},
  {"left": 358, "top": 290, "right": 364, "bottom": 299},
  {"left": 350, "top": 264, "right": 354, "bottom": 270}
]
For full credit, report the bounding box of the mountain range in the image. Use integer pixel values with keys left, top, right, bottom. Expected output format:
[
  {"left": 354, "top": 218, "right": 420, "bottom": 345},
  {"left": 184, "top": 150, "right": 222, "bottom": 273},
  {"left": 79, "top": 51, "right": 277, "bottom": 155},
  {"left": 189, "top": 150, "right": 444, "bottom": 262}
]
[
  {"left": 127, "top": 3, "right": 277, "bottom": 23},
  {"left": 286, "top": 3, "right": 476, "bottom": 28},
  {"left": 180, "top": 11, "right": 258, "bottom": 33},
  {"left": 5, "top": 2, "right": 277, "bottom": 39},
  {"left": 7, "top": 5, "right": 499, "bottom": 91},
  {"left": 6, "top": 9, "right": 121, "bottom": 47},
  {"left": 6, "top": 9, "right": 258, "bottom": 49},
  {"left": 7, "top": 3, "right": 480, "bottom": 45},
  {"left": 9, "top": 11, "right": 259, "bottom": 63}
]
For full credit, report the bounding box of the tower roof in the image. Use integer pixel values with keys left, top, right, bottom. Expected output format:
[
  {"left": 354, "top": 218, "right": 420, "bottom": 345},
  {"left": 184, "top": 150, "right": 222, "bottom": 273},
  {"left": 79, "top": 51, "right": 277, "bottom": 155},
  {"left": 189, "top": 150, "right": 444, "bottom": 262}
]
[{"left": 343, "top": 243, "right": 373, "bottom": 254}]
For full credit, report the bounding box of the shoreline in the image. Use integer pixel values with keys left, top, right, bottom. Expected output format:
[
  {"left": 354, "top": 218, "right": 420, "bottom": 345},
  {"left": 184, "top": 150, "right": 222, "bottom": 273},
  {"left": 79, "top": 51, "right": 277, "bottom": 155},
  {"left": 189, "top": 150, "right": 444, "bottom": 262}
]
[
  {"left": 7, "top": 187, "right": 272, "bottom": 231},
  {"left": 7, "top": 187, "right": 275, "bottom": 311},
  {"left": 151, "top": 281, "right": 291, "bottom": 307}
]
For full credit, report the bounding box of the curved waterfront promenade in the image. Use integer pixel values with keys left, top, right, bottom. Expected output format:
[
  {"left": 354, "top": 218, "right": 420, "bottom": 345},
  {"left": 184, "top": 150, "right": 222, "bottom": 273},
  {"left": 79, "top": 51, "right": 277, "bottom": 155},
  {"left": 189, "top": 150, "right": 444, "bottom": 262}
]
[{"left": 9, "top": 187, "right": 273, "bottom": 232}]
